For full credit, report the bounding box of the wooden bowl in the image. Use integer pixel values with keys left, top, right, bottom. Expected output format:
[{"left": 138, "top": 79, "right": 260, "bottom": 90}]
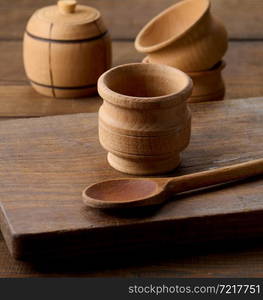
[
  {"left": 23, "top": 0, "right": 111, "bottom": 98},
  {"left": 135, "top": 0, "right": 228, "bottom": 72},
  {"left": 143, "top": 57, "right": 226, "bottom": 103},
  {"left": 98, "top": 63, "right": 193, "bottom": 175},
  {"left": 187, "top": 60, "right": 226, "bottom": 103}
]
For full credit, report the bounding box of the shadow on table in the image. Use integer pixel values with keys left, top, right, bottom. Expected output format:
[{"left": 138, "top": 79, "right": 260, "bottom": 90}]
[{"left": 12, "top": 237, "right": 263, "bottom": 277}]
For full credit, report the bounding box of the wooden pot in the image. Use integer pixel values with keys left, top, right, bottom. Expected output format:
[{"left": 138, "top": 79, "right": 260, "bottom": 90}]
[
  {"left": 135, "top": 0, "right": 228, "bottom": 72},
  {"left": 143, "top": 57, "right": 226, "bottom": 103},
  {"left": 187, "top": 60, "right": 226, "bottom": 103},
  {"left": 98, "top": 63, "right": 193, "bottom": 175},
  {"left": 23, "top": 0, "right": 111, "bottom": 98}
]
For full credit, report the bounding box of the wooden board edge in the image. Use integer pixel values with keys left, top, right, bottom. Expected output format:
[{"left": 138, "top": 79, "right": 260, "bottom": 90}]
[
  {"left": 0, "top": 203, "right": 20, "bottom": 259},
  {"left": 3, "top": 209, "right": 263, "bottom": 260}
]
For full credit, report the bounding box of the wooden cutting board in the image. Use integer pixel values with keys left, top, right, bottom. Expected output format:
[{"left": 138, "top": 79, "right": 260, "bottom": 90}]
[{"left": 0, "top": 98, "right": 263, "bottom": 260}]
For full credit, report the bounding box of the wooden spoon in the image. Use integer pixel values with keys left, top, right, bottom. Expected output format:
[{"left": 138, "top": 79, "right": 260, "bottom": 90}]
[{"left": 82, "top": 159, "right": 263, "bottom": 209}]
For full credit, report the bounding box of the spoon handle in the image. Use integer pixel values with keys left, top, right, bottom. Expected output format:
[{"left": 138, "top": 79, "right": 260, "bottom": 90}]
[{"left": 165, "top": 158, "right": 263, "bottom": 194}]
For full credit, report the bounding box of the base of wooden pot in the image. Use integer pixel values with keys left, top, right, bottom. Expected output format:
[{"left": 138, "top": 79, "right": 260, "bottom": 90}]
[
  {"left": 31, "top": 83, "right": 97, "bottom": 99},
  {"left": 142, "top": 57, "right": 226, "bottom": 103},
  {"left": 188, "top": 88, "right": 225, "bottom": 103},
  {"left": 187, "top": 61, "right": 226, "bottom": 103},
  {"left": 107, "top": 152, "right": 181, "bottom": 175}
]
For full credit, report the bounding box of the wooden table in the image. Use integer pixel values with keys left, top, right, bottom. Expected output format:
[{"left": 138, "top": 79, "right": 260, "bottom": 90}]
[{"left": 0, "top": 0, "right": 263, "bottom": 277}]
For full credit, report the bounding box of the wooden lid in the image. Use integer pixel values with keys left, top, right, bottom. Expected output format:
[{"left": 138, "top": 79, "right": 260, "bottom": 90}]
[{"left": 26, "top": 0, "right": 106, "bottom": 40}]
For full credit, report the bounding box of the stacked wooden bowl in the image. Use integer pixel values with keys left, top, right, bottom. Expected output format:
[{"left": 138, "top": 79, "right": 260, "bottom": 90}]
[{"left": 135, "top": 0, "right": 228, "bottom": 103}]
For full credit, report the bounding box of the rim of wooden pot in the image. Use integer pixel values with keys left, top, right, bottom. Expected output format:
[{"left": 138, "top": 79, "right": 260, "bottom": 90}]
[{"left": 97, "top": 63, "right": 193, "bottom": 109}]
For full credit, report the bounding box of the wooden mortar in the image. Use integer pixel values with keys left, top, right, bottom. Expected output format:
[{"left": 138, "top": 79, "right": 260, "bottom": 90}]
[
  {"left": 135, "top": 0, "right": 228, "bottom": 72},
  {"left": 97, "top": 63, "right": 193, "bottom": 175},
  {"left": 23, "top": 0, "right": 111, "bottom": 98}
]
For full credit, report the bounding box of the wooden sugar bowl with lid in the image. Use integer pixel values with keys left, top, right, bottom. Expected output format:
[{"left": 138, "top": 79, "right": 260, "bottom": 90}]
[
  {"left": 98, "top": 63, "right": 193, "bottom": 175},
  {"left": 23, "top": 0, "right": 111, "bottom": 98}
]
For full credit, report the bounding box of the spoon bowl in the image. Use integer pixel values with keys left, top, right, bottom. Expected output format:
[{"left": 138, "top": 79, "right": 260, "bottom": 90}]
[{"left": 82, "top": 179, "right": 166, "bottom": 209}]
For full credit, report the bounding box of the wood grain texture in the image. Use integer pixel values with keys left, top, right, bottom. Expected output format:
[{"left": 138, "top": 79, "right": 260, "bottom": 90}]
[
  {"left": 0, "top": 98, "right": 262, "bottom": 260},
  {"left": 0, "top": 0, "right": 263, "bottom": 40},
  {"left": 0, "top": 40, "right": 263, "bottom": 117}
]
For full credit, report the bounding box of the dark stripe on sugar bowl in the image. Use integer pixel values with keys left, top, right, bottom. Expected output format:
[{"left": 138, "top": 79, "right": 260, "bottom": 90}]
[
  {"left": 25, "top": 30, "right": 108, "bottom": 44},
  {"left": 30, "top": 79, "right": 97, "bottom": 90}
]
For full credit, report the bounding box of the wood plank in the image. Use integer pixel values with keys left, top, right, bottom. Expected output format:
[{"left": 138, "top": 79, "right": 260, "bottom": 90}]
[
  {"left": 0, "top": 0, "right": 262, "bottom": 40},
  {"left": 0, "top": 98, "right": 263, "bottom": 260},
  {"left": 0, "top": 86, "right": 102, "bottom": 117},
  {"left": 0, "top": 40, "right": 263, "bottom": 117},
  {"left": 224, "top": 41, "right": 263, "bottom": 99}
]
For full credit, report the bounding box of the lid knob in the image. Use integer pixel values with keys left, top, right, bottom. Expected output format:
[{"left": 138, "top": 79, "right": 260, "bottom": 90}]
[{"left": 58, "top": 0, "right": 77, "bottom": 14}]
